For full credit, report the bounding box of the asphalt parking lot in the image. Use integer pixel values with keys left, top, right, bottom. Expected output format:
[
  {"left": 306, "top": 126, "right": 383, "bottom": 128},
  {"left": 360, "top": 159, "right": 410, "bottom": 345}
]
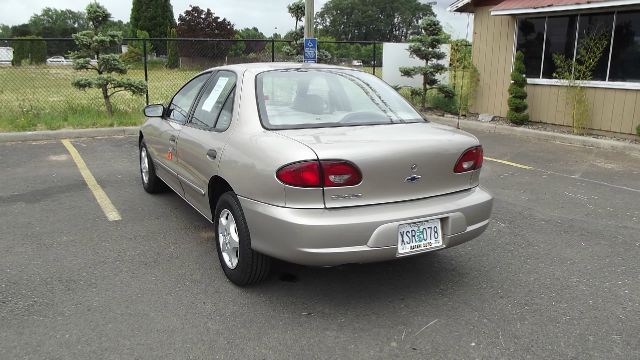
[{"left": 1, "top": 127, "right": 639, "bottom": 359}]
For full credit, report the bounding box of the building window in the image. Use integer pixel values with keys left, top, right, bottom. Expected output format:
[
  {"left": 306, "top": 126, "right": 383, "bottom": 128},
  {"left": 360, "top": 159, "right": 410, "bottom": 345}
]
[
  {"left": 516, "top": 17, "right": 545, "bottom": 77},
  {"left": 609, "top": 11, "right": 640, "bottom": 82},
  {"left": 578, "top": 13, "right": 614, "bottom": 81},
  {"left": 516, "top": 10, "right": 639, "bottom": 84},
  {"left": 542, "top": 15, "right": 578, "bottom": 79}
]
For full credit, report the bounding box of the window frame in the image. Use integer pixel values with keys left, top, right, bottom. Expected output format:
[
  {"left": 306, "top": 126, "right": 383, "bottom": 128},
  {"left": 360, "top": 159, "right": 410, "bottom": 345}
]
[
  {"left": 186, "top": 70, "right": 238, "bottom": 132},
  {"left": 514, "top": 8, "right": 640, "bottom": 90},
  {"left": 165, "top": 71, "right": 213, "bottom": 124}
]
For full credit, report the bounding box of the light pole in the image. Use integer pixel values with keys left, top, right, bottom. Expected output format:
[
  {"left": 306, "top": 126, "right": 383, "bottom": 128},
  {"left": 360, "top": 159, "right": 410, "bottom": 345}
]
[{"left": 304, "top": 0, "right": 314, "bottom": 39}]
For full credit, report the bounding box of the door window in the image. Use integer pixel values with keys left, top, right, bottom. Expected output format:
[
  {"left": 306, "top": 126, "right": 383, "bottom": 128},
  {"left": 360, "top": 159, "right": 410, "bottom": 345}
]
[
  {"left": 191, "top": 71, "right": 237, "bottom": 129},
  {"left": 167, "top": 73, "right": 211, "bottom": 123}
]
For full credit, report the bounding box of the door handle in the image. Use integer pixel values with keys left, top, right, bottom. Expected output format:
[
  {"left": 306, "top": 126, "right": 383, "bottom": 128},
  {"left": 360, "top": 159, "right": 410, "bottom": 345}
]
[
  {"left": 169, "top": 135, "right": 177, "bottom": 143},
  {"left": 206, "top": 149, "right": 217, "bottom": 160}
]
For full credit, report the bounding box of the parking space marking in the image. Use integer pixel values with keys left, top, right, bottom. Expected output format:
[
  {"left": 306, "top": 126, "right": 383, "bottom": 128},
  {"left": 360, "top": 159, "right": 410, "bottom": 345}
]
[
  {"left": 485, "top": 155, "right": 640, "bottom": 193},
  {"left": 485, "top": 157, "right": 533, "bottom": 169},
  {"left": 61, "top": 139, "right": 122, "bottom": 221}
]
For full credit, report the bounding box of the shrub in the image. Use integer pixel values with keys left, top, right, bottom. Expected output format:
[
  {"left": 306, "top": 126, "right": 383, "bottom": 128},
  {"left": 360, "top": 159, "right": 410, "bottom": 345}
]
[
  {"left": 636, "top": 124, "right": 640, "bottom": 136},
  {"left": 11, "top": 36, "right": 47, "bottom": 66},
  {"left": 507, "top": 51, "right": 529, "bottom": 125}
]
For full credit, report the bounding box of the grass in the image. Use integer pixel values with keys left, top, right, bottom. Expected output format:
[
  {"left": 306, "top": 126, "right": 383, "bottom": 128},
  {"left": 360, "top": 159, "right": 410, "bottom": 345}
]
[
  {"left": 0, "top": 63, "right": 382, "bottom": 132},
  {"left": 0, "top": 65, "right": 200, "bottom": 132}
]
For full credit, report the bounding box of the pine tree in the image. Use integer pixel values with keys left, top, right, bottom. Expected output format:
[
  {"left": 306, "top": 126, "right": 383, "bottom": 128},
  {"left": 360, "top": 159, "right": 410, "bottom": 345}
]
[
  {"left": 71, "top": 2, "right": 147, "bottom": 116},
  {"left": 166, "top": 27, "right": 179, "bottom": 68},
  {"left": 130, "top": 0, "right": 175, "bottom": 54},
  {"left": 399, "top": 16, "right": 454, "bottom": 109},
  {"left": 507, "top": 51, "right": 529, "bottom": 125}
]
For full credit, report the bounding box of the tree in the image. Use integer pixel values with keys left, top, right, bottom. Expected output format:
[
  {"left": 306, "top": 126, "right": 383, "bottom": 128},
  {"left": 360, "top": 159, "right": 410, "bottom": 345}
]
[
  {"left": 130, "top": 0, "right": 176, "bottom": 54},
  {"left": 11, "top": 36, "right": 47, "bottom": 65},
  {"left": 317, "top": 0, "right": 434, "bottom": 41},
  {"left": 507, "top": 52, "right": 529, "bottom": 125},
  {"left": 121, "top": 29, "right": 152, "bottom": 64},
  {"left": 29, "top": 8, "right": 89, "bottom": 37},
  {"left": 287, "top": 0, "right": 305, "bottom": 33},
  {"left": 176, "top": 5, "right": 235, "bottom": 60},
  {"left": 0, "top": 24, "right": 11, "bottom": 38},
  {"left": 71, "top": 2, "right": 147, "bottom": 116},
  {"left": 10, "top": 24, "right": 33, "bottom": 37},
  {"left": 399, "top": 16, "right": 453, "bottom": 109},
  {"left": 553, "top": 30, "right": 609, "bottom": 133},
  {"left": 166, "top": 27, "right": 179, "bottom": 68}
]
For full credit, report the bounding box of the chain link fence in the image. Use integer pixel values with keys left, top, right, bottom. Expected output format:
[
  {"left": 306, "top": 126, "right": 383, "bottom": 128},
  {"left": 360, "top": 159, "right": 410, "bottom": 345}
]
[{"left": 0, "top": 37, "right": 476, "bottom": 131}]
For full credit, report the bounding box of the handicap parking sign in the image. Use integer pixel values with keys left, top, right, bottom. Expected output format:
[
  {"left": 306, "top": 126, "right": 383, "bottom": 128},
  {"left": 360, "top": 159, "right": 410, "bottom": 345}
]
[{"left": 303, "top": 38, "right": 317, "bottom": 63}]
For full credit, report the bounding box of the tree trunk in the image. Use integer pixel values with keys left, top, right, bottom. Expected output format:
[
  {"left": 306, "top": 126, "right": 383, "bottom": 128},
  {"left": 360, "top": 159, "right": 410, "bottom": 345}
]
[
  {"left": 421, "top": 76, "right": 427, "bottom": 110},
  {"left": 102, "top": 85, "right": 113, "bottom": 116}
]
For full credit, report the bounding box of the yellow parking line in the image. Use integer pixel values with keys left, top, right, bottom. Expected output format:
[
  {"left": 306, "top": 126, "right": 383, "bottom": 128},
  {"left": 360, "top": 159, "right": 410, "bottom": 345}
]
[
  {"left": 485, "top": 157, "right": 533, "bottom": 170},
  {"left": 61, "top": 139, "right": 122, "bottom": 221}
]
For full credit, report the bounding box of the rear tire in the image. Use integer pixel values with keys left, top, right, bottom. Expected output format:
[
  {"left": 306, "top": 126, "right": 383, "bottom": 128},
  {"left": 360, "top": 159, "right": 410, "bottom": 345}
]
[
  {"left": 139, "top": 139, "right": 166, "bottom": 194},
  {"left": 214, "top": 191, "right": 271, "bottom": 285}
]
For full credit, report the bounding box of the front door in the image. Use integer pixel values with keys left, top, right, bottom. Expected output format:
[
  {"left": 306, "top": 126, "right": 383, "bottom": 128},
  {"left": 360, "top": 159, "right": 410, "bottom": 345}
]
[
  {"left": 150, "top": 71, "right": 213, "bottom": 195},
  {"left": 176, "top": 70, "right": 238, "bottom": 219}
]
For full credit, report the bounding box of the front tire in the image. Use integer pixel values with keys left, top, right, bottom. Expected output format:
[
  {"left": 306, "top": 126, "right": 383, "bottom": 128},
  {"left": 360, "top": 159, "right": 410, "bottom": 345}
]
[
  {"left": 215, "top": 192, "right": 271, "bottom": 285},
  {"left": 139, "top": 139, "right": 166, "bottom": 194}
]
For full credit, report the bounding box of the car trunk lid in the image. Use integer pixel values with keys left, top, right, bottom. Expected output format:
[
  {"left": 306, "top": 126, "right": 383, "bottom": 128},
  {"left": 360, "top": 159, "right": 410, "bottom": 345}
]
[{"left": 278, "top": 122, "right": 480, "bottom": 208}]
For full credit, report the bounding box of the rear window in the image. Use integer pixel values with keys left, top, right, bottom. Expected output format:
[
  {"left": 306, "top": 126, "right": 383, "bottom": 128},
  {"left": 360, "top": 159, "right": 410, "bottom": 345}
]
[{"left": 256, "top": 69, "right": 424, "bottom": 129}]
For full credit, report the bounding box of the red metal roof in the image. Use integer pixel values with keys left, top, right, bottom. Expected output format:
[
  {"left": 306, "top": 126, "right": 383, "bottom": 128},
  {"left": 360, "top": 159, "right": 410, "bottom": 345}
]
[{"left": 492, "top": 0, "right": 611, "bottom": 12}]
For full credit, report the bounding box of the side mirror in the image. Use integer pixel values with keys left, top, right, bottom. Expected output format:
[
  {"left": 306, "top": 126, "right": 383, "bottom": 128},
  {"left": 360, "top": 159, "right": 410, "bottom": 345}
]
[{"left": 143, "top": 104, "right": 165, "bottom": 118}]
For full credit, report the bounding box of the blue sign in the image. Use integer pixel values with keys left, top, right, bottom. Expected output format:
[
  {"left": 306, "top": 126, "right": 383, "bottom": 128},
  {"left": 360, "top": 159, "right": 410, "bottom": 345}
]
[{"left": 303, "top": 38, "right": 317, "bottom": 63}]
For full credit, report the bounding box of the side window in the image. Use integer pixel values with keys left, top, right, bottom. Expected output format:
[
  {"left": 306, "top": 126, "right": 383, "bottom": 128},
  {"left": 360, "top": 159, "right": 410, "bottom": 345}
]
[
  {"left": 191, "top": 71, "right": 237, "bottom": 129},
  {"left": 167, "top": 73, "right": 210, "bottom": 123},
  {"left": 215, "top": 90, "right": 235, "bottom": 131}
]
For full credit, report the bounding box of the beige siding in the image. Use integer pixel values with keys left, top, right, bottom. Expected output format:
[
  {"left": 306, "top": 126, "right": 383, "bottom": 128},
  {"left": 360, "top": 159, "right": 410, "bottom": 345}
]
[
  {"left": 525, "top": 85, "right": 640, "bottom": 134},
  {"left": 470, "top": 6, "right": 640, "bottom": 135},
  {"left": 470, "top": 6, "right": 515, "bottom": 117}
]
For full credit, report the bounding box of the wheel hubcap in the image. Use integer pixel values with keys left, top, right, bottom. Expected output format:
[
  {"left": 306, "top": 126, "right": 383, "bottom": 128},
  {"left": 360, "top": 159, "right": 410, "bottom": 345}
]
[
  {"left": 218, "top": 209, "right": 240, "bottom": 269},
  {"left": 140, "top": 147, "right": 149, "bottom": 184}
]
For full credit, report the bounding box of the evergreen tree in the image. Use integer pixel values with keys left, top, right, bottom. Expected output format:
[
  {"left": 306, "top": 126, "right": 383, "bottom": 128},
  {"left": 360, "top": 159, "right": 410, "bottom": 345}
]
[
  {"left": 71, "top": 2, "right": 147, "bottom": 116},
  {"left": 166, "top": 27, "right": 179, "bottom": 68},
  {"left": 399, "top": 16, "right": 453, "bottom": 109},
  {"left": 507, "top": 51, "right": 529, "bottom": 125},
  {"left": 130, "top": 0, "right": 175, "bottom": 54}
]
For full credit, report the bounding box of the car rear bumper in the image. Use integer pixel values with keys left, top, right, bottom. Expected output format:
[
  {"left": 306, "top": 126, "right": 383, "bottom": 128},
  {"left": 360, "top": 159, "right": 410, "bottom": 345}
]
[{"left": 240, "top": 187, "right": 493, "bottom": 266}]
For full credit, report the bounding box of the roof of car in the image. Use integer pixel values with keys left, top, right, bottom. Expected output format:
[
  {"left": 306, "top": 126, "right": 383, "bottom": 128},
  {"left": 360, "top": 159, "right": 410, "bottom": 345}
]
[{"left": 209, "top": 62, "right": 356, "bottom": 73}]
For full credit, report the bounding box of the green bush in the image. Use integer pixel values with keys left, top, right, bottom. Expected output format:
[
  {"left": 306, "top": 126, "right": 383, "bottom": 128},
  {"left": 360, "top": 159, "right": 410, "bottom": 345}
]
[
  {"left": 636, "top": 124, "right": 640, "bottom": 136},
  {"left": 11, "top": 37, "right": 47, "bottom": 66},
  {"left": 507, "top": 51, "right": 529, "bottom": 125},
  {"left": 166, "top": 27, "right": 179, "bottom": 69}
]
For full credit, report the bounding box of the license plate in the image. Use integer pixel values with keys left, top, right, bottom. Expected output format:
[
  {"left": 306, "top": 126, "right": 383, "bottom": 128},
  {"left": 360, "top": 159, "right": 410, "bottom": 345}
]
[{"left": 397, "top": 219, "right": 443, "bottom": 255}]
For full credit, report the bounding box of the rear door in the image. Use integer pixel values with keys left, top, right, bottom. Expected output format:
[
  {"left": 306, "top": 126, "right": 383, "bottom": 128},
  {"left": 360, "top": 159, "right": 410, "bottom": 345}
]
[
  {"left": 175, "top": 70, "right": 238, "bottom": 219},
  {"left": 144, "top": 72, "right": 212, "bottom": 195}
]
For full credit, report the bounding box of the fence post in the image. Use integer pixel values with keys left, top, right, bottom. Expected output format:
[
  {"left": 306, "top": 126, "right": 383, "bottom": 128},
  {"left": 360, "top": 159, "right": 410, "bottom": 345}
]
[
  {"left": 143, "top": 39, "right": 149, "bottom": 105},
  {"left": 372, "top": 42, "right": 377, "bottom": 76},
  {"left": 271, "top": 38, "right": 275, "bottom": 62}
]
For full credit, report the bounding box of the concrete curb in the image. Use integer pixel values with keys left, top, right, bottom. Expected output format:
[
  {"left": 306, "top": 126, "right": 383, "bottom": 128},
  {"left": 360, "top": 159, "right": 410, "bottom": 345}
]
[
  {"left": 0, "top": 127, "right": 140, "bottom": 143},
  {"left": 429, "top": 115, "right": 640, "bottom": 156}
]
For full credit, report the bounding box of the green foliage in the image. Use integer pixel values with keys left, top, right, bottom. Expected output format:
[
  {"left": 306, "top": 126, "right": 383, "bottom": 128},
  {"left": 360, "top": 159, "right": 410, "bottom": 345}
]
[
  {"left": 166, "top": 27, "right": 179, "bottom": 68},
  {"left": 636, "top": 124, "right": 640, "bottom": 136},
  {"left": 317, "top": 0, "right": 434, "bottom": 42},
  {"left": 28, "top": 7, "right": 88, "bottom": 38},
  {"left": 399, "top": 15, "right": 447, "bottom": 109},
  {"left": 123, "top": 30, "right": 152, "bottom": 64},
  {"left": 71, "top": 2, "right": 147, "bottom": 116},
  {"left": 553, "top": 30, "right": 609, "bottom": 133},
  {"left": 0, "top": 24, "right": 11, "bottom": 37},
  {"left": 287, "top": 1, "right": 305, "bottom": 32},
  {"left": 507, "top": 51, "right": 529, "bottom": 125},
  {"left": 130, "top": 0, "right": 175, "bottom": 54},
  {"left": 11, "top": 37, "right": 47, "bottom": 66}
]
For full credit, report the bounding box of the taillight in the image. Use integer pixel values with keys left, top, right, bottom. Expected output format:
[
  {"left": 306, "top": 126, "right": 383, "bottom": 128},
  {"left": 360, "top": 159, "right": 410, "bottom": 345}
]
[
  {"left": 276, "top": 160, "right": 362, "bottom": 188},
  {"left": 454, "top": 146, "right": 483, "bottom": 173}
]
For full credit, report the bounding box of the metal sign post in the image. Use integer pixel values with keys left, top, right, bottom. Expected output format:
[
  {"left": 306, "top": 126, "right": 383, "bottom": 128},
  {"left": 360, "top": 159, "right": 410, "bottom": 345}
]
[{"left": 303, "top": 38, "right": 317, "bottom": 63}]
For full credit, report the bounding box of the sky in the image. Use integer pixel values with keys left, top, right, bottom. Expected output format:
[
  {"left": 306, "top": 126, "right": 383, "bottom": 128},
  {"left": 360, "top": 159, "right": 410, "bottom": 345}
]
[{"left": 0, "top": 0, "right": 473, "bottom": 39}]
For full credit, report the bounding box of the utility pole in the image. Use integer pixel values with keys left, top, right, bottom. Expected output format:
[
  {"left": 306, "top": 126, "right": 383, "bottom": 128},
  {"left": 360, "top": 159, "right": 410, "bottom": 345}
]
[{"left": 304, "top": 0, "right": 314, "bottom": 38}]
